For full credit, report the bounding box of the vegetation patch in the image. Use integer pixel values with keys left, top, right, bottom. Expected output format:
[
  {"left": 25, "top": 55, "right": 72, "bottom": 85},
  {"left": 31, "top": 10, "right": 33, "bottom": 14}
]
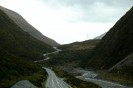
[
  {"left": 97, "top": 67, "right": 133, "bottom": 87},
  {"left": 53, "top": 67, "right": 101, "bottom": 88},
  {"left": 0, "top": 9, "right": 54, "bottom": 88}
]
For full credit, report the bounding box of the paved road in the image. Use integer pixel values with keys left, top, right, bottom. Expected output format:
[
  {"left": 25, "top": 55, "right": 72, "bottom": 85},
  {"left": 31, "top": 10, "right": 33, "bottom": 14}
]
[
  {"left": 45, "top": 68, "right": 72, "bottom": 88},
  {"left": 34, "top": 47, "right": 61, "bottom": 62},
  {"left": 77, "top": 71, "right": 133, "bottom": 88}
]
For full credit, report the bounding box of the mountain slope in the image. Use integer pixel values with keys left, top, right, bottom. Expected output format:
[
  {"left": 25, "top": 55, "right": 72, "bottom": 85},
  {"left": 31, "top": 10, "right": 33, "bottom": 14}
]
[
  {"left": 86, "top": 7, "right": 133, "bottom": 69},
  {"left": 0, "top": 9, "right": 52, "bottom": 87},
  {"left": 0, "top": 8, "right": 54, "bottom": 61},
  {"left": 0, "top": 49, "right": 41, "bottom": 88},
  {"left": 0, "top": 6, "right": 59, "bottom": 46},
  {"left": 47, "top": 40, "right": 100, "bottom": 67},
  {"left": 109, "top": 53, "right": 133, "bottom": 71}
]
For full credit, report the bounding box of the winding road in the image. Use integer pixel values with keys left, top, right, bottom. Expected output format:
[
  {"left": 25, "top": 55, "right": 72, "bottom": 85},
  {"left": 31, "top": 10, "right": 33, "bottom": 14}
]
[
  {"left": 35, "top": 47, "right": 133, "bottom": 88},
  {"left": 35, "top": 47, "right": 72, "bottom": 88},
  {"left": 44, "top": 68, "right": 72, "bottom": 88},
  {"left": 34, "top": 47, "right": 61, "bottom": 63}
]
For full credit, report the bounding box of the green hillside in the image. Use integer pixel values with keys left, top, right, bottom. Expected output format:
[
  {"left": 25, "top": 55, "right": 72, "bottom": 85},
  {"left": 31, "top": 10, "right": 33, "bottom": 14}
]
[
  {"left": 81, "top": 7, "right": 133, "bottom": 86},
  {"left": 0, "top": 9, "right": 54, "bottom": 87},
  {"left": 0, "top": 6, "right": 60, "bottom": 46},
  {"left": 44, "top": 40, "right": 100, "bottom": 67},
  {"left": 0, "top": 49, "right": 44, "bottom": 88},
  {"left": 0, "top": 9, "right": 54, "bottom": 61},
  {"left": 85, "top": 7, "right": 133, "bottom": 69}
]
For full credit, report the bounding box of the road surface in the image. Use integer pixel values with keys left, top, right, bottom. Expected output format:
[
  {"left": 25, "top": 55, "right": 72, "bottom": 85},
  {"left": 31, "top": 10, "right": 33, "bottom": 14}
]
[
  {"left": 44, "top": 68, "right": 72, "bottom": 88},
  {"left": 34, "top": 47, "right": 61, "bottom": 62}
]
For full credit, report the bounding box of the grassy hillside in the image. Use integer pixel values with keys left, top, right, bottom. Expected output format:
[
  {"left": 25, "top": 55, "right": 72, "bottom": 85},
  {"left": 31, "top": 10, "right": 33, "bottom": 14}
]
[
  {"left": 0, "top": 49, "right": 45, "bottom": 88},
  {"left": 0, "top": 9, "right": 54, "bottom": 87},
  {"left": 0, "top": 6, "right": 60, "bottom": 46},
  {"left": 39, "top": 40, "right": 100, "bottom": 68},
  {"left": 0, "top": 9, "right": 54, "bottom": 61},
  {"left": 53, "top": 67, "right": 101, "bottom": 88},
  {"left": 43, "top": 40, "right": 100, "bottom": 67},
  {"left": 60, "top": 40, "right": 100, "bottom": 51},
  {"left": 97, "top": 66, "right": 133, "bottom": 86},
  {"left": 85, "top": 7, "right": 133, "bottom": 69},
  {"left": 80, "top": 7, "right": 133, "bottom": 86}
]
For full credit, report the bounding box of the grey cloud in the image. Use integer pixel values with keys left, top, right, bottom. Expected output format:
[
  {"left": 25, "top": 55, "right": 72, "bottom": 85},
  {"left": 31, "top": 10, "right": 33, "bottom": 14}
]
[
  {"left": 43, "top": 0, "right": 93, "bottom": 6},
  {"left": 43, "top": 0, "right": 132, "bottom": 8},
  {"left": 100, "top": 0, "right": 133, "bottom": 7},
  {"left": 43, "top": 0, "right": 133, "bottom": 23}
]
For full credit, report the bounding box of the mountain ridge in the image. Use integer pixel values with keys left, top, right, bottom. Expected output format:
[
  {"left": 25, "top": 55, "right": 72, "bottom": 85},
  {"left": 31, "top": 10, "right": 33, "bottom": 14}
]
[
  {"left": 0, "top": 6, "right": 60, "bottom": 46},
  {"left": 0, "top": 8, "right": 53, "bottom": 87},
  {"left": 0, "top": 8, "right": 55, "bottom": 60},
  {"left": 86, "top": 6, "right": 133, "bottom": 69}
]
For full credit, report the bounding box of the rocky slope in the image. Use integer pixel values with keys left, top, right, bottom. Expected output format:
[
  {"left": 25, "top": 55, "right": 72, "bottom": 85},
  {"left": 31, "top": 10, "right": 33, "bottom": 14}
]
[
  {"left": 109, "top": 53, "right": 133, "bottom": 71},
  {"left": 0, "top": 6, "right": 59, "bottom": 46}
]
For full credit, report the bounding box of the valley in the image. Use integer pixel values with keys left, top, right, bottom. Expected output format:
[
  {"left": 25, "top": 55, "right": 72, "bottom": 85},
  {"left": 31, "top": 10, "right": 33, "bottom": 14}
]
[
  {"left": 0, "top": 2, "right": 133, "bottom": 88},
  {"left": 40, "top": 46, "right": 132, "bottom": 88}
]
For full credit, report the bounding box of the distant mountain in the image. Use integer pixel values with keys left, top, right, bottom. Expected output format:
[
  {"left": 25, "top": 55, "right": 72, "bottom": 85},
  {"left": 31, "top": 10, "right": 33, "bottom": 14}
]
[
  {"left": 49, "top": 39, "right": 100, "bottom": 66},
  {"left": 0, "top": 6, "right": 60, "bottom": 46},
  {"left": 86, "top": 7, "right": 133, "bottom": 69},
  {"left": 94, "top": 33, "right": 106, "bottom": 39},
  {"left": 60, "top": 40, "right": 100, "bottom": 51}
]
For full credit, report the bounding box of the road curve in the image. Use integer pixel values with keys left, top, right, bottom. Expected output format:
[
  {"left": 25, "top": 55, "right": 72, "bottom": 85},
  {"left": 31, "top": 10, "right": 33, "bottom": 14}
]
[
  {"left": 34, "top": 47, "right": 61, "bottom": 63},
  {"left": 44, "top": 68, "right": 72, "bottom": 88}
]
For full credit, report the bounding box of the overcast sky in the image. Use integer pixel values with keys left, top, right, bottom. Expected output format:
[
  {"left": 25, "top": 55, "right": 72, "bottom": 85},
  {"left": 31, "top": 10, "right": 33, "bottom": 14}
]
[{"left": 0, "top": 0, "right": 132, "bottom": 44}]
